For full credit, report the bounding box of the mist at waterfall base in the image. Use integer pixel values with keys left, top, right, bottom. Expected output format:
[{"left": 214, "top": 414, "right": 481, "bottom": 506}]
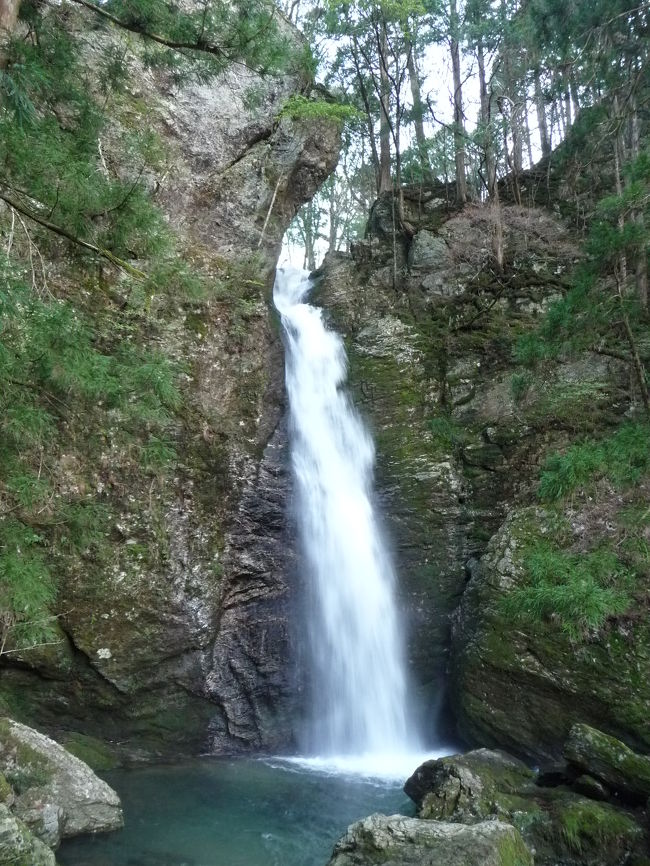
[{"left": 275, "top": 266, "right": 444, "bottom": 780}]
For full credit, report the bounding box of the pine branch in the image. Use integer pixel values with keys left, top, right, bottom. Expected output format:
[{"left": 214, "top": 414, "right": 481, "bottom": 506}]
[
  {"left": 67, "top": 0, "right": 272, "bottom": 74},
  {"left": 0, "top": 189, "right": 147, "bottom": 279}
]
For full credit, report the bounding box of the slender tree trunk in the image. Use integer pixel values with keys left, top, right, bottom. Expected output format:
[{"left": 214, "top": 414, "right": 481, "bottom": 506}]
[
  {"left": 613, "top": 95, "right": 628, "bottom": 288},
  {"left": 524, "top": 96, "right": 534, "bottom": 168},
  {"left": 563, "top": 63, "right": 572, "bottom": 131},
  {"left": 569, "top": 72, "right": 580, "bottom": 120},
  {"left": 406, "top": 39, "right": 429, "bottom": 179},
  {"left": 351, "top": 38, "right": 381, "bottom": 194},
  {"left": 617, "top": 272, "right": 650, "bottom": 412},
  {"left": 328, "top": 182, "right": 337, "bottom": 254},
  {"left": 378, "top": 22, "right": 392, "bottom": 194},
  {"left": 629, "top": 96, "right": 648, "bottom": 313},
  {"left": 511, "top": 97, "right": 524, "bottom": 191},
  {"left": 449, "top": 0, "right": 467, "bottom": 204},
  {"left": 534, "top": 68, "right": 551, "bottom": 157},
  {"left": 477, "top": 36, "right": 503, "bottom": 271}
]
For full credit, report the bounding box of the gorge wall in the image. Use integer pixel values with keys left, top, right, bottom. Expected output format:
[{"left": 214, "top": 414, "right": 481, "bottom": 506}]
[
  {"left": 0, "top": 7, "right": 340, "bottom": 759},
  {"left": 313, "top": 189, "right": 649, "bottom": 762}
]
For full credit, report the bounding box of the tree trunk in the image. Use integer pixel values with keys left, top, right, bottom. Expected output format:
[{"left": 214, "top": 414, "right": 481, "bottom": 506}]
[
  {"left": 569, "top": 72, "right": 580, "bottom": 120},
  {"left": 524, "top": 96, "right": 534, "bottom": 168},
  {"left": 378, "top": 23, "right": 392, "bottom": 194},
  {"left": 617, "top": 272, "right": 650, "bottom": 412},
  {"left": 406, "top": 39, "right": 429, "bottom": 179},
  {"left": 351, "top": 37, "right": 382, "bottom": 194},
  {"left": 328, "top": 181, "right": 337, "bottom": 254},
  {"left": 449, "top": 0, "right": 467, "bottom": 204},
  {"left": 629, "top": 96, "right": 648, "bottom": 313},
  {"left": 534, "top": 68, "right": 551, "bottom": 157},
  {"left": 477, "top": 36, "right": 503, "bottom": 271}
]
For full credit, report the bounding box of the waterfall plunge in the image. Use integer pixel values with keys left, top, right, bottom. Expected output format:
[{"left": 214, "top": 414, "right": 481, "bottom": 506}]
[{"left": 274, "top": 267, "right": 426, "bottom": 778}]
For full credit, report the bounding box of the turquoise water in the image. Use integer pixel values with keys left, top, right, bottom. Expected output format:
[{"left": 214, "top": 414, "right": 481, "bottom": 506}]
[{"left": 57, "top": 757, "right": 414, "bottom": 866}]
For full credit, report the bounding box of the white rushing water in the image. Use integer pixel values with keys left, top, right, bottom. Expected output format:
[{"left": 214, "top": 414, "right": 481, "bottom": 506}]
[{"left": 274, "top": 267, "right": 432, "bottom": 779}]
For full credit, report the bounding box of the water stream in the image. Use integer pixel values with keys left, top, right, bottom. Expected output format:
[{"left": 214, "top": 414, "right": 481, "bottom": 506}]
[{"left": 274, "top": 267, "right": 424, "bottom": 777}]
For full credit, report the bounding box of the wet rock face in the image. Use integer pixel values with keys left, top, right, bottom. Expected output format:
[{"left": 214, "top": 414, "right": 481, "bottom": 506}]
[
  {"left": 317, "top": 198, "right": 643, "bottom": 760},
  {"left": 207, "top": 420, "right": 299, "bottom": 752},
  {"left": 326, "top": 813, "right": 533, "bottom": 866}
]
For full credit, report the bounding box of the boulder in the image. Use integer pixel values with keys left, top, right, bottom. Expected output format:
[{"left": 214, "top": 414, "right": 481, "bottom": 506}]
[
  {"left": 326, "top": 814, "right": 532, "bottom": 866},
  {"left": 0, "top": 804, "right": 55, "bottom": 866},
  {"left": 408, "top": 230, "right": 451, "bottom": 271},
  {"left": 404, "top": 749, "right": 644, "bottom": 866},
  {"left": 0, "top": 718, "right": 122, "bottom": 846},
  {"left": 564, "top": 724, "right": 650, "bottom": 801},
  {"left": 404, "top": 749, "right": 534, "bottom": 822}
]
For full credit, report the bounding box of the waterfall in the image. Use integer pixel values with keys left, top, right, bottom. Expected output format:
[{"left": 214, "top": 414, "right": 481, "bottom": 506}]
[{"left": 274, "top": 267, "right": 423, "bottom": 776}]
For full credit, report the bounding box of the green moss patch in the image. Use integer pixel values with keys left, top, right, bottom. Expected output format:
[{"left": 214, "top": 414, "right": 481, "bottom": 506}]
[
  {"left": 63, "top": 733, "right": 118, "bottom": 772},
  {"left": 555, "top": 798, "right": 641, "bottom": 856}
]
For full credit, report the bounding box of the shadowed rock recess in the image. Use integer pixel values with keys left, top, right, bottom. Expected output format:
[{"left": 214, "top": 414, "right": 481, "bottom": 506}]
[{"left": 0, "top": 8, "right": 340, "bottom": 759}]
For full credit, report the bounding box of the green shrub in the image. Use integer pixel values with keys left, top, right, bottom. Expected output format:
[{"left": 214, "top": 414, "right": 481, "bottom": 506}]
[
  {"left": 279, "top": 94, "right": 359, "bottom": 126},
  {"left": 511, "top": 371, "right": 533, "bottom": 402}
]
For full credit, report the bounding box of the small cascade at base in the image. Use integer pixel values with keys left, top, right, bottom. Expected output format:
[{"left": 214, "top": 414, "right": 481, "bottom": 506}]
[{"left": 274, "top": 267, "right": 434, "bottom": 779}]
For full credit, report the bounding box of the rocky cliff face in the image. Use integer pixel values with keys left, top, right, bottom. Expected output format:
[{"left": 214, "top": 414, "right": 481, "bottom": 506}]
[
  {"left": 0, "top": 9, "right": 339, "bottom": 758},
  {"left": 314, "top": 191, "right": 646, "bottom": 764}
]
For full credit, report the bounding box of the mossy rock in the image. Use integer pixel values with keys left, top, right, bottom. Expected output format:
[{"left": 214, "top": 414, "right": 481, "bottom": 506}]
[
  {"left": 545, "top": 795, "right": 642, "bottom": 863},
  {"left": 0, "top": 804, "right": 55, "bottom": 866},
  {"left": 0, "top": 719, "right": 54, "bottom": 795},
  {"left": 0, "top": 775, "right": 12, "bottom": 806},
  {"left": 327, "top": 814, "right": 533, "bottom": 866},
  {"left": 451, "top": 505, "right": 650, "bottom": 763},
  {"left": 405, "top": 749, "right": 645, "bottom": 866},
  {"left": 62, "top": 733, "right": 118, "bottom": 772},
  {"left": 564, "top": 724, "right": 650, "bottom": 801},
  {"left": 405, "top": 749, "right": 535, "bottom": 822}
]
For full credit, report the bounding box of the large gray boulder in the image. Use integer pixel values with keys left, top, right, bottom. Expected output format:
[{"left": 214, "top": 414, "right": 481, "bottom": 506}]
[
  {"left": 0, "top": 719, "right": 122, "bottom": 847},
  {"left": 326, "top": 814, "right": 533, "bottom": 866},
  {"left": 564, "top": 723, "right": 650, "bottom": 801},
  {"left": 0, "top": 804, "right": 55, "bottom": 866}
]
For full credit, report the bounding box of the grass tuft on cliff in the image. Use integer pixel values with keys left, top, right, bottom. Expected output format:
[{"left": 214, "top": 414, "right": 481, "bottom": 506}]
[
  {"left": 539, "top": 422, "right": 650, "bottom": 501},
  {"left": 502, "top": 541, "right": 634, "bottom": 640}
]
